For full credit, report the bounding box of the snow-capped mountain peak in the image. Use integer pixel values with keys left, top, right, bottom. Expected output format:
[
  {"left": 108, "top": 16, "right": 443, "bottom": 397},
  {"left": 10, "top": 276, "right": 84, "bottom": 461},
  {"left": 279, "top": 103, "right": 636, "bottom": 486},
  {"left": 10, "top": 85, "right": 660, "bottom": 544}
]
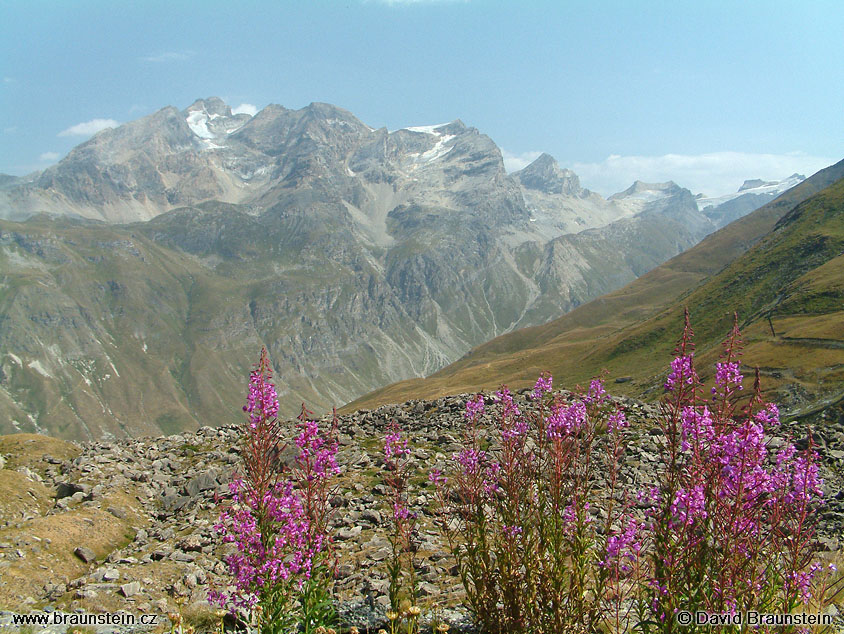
[{"left": 696, "top": 173, "right": 805, "bottom": 211}]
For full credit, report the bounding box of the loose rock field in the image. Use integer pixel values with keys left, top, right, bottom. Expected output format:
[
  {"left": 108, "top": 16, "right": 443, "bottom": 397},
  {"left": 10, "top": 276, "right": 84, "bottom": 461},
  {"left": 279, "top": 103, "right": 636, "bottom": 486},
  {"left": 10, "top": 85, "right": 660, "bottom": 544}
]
[{"left": 1, "top": 391, "right": 842, "bottom": 632}]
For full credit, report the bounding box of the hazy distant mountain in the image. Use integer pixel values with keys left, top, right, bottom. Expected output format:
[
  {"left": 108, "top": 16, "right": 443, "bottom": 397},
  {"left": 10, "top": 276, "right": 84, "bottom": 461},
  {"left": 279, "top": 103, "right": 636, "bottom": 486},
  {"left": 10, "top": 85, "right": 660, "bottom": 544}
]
[
  {"left": 347, "top": 159, "right": 844, "bottom": 416},
  {"left": 696, "top": 173, "right": 805, "bottom": 228},
  {"left": 0, "top": 98, "right": 781, "bottom": 440}
]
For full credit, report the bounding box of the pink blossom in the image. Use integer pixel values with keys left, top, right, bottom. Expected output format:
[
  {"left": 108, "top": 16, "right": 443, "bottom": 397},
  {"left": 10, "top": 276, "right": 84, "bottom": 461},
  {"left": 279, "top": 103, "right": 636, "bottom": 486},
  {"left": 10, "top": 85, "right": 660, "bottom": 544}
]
[
  {"left": 664, "top": 354, "right": 695, "bottom": 392},
  {"left": 546, "top": 400, "right": 587, "bottom": 439},
  {"left": 601, "top": 519, "right": 641, "bottom": 572},
  {"left": 531, "top": 372, "right": 553, "bottom": 400},
  {"left": 714, "top": 361, "right": 743, "bottom": 391},
  {"left": 754, "top": 403, "right": 780, "bottom": 426},
  {"left": 585, "top": 378, "right": 607, "bottom": 404},
  {"left": 670, "top": 485, "right": 707, "bottom": 525},
  {"left": 503, "top": 524, "right": 523, "bottom": 538},
  {"left": 428, "top": 469, "right": 447, "bottom": 485},
  {"left": 464, "top": 393, "right": 485, "bottom": 421},
  {"left": 607, "top": 410, "right": 628, "bottom": 432}
]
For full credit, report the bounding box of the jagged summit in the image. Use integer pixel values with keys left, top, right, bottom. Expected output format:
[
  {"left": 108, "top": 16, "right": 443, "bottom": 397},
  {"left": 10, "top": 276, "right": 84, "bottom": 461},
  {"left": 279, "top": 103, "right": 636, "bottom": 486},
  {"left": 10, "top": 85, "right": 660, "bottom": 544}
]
[
  {"left": 610, "top": 180, "right": 682, "bottom": 200},
  {"left": 515, "top": 153, "right": 584, "bottom": 196},
  {"left": 185, "top": 97, "right": 232, "bottom": 117}
]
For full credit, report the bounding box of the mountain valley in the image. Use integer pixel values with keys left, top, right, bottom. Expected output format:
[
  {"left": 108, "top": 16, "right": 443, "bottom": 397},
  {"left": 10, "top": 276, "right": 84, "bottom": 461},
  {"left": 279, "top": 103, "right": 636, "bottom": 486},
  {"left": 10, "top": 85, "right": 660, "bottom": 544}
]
[{"left": 0, "top": 98, "right": 814, "bottom": 440}]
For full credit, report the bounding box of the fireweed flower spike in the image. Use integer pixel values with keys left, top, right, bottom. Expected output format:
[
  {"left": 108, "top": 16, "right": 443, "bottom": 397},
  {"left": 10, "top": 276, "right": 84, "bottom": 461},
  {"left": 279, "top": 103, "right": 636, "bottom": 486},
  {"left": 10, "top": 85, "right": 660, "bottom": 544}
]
[
  {"left": 645, "top": 318, "right": 828, "bottom": 628},
  {"left": 383, "top": 421, "right": 419, "bottom": 626},
  {"left": 464, "top": 393, "right": 485, "bottom": 421},
  {"left": 531, "top": 372, "right": 552, "bottom": 400},
  {"left": 212, "top": 350, "right": 339, "bottom": 634}
]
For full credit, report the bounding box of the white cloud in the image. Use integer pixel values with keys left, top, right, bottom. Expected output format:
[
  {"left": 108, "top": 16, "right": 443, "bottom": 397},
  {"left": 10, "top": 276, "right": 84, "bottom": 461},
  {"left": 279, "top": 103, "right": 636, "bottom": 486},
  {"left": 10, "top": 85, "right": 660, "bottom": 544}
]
[
  {"left": 570, "top": 151, "right": 837, "bottom": 198},
  {"left": 39, "top": 152, "right": 60, "bottom": 162},
  {"left": 3, "top": 126, "right": 17, "bottom": 134},
  {"left": 58, "top": 118, "right": 120, "bottom": 137},
  {"left": 501, "top": 149, "right": 543, "bottom": 173},
  {"left": 141, "top": 51, "right": 193, "bottom": 63},
  {"left": 232, "top": 103, "right": 258, "bottom": 117}
]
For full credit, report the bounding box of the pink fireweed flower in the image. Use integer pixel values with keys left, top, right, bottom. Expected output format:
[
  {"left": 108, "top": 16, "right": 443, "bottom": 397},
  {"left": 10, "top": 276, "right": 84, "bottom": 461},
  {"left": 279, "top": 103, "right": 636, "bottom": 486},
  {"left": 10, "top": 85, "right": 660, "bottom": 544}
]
[
  {"left": 495, "top": 387, "right": 521, "bottom": 418},
  {"left": 384, "top": 429, "right": 410, "bottom": 460},
  {"left": 585, "top": 378, "right": 607, "bottom": 404},
  {"left": 483, "top": 462, "right": 501, "bottom": 494},
  {"left": 428, "top": 469, "right": 447, "bottom": 486},
  {"left": 680, "top": 405, "right": 714, "bottom": 451},
  {"left": 546, "top": 400, "right": 587, "bottom": 439},
  {"left": 637, "top": 486, "right": 661, "bottom": 513},
  {"left": 754, "top": 403, "right": 780, "bottom": 426},
  {"left": 774, "top": 442, "right": 796, "bottom": 467},
  {"left": 531, "top": 372, "right": 553, "bottom": 400},
  {"left": 710, "top": 419, "right": 766, "bottom": 473},
  {"left": 607, "top": 410, "right": 628, "bottom": 432},
  {"left": 601, "top": 519, "right": 641, "bottom": 572},
  {"left": 664, "top": 354, "right": 695, "bottom": 392},
  {"left": 243, "top": 361, "right": 280, "bottom": 427},
  {"left": 453, "top": 447, "right": 486, "bottom": 475},
  {"left": 497, "top": 387, "right": 527, "bottom": 440},
  {"left": 786, "top": 452, "right": 824, "bottom": 505},
  {"left": 714, "top": 361, "right": 743, "bottom": 391},
  {"left": 501, "top": 419, "right": 528, "bottom": 441},
  {"left": 670, "top": 484, "right": 707, "bottom": 525},
  {"left": 789, "top": 562, "right": 823, "bottom": 604},
  {"left": 561, "top": 502, "right": 593, "bottom": 536},
  {"left": 296, "top": 417, "right": 340, "bottom": 478},
  {"left": 502, "top": 524, "right": 523, "bottom": 538},
  {"left": 213, "top": 478, "right": 316, "bottom": 611},
  {"left": 464, "top": 393, "right": 485, "bottom": 421},
  {"left": 393, "top": 501, "right": 411, "bottom": 520}
]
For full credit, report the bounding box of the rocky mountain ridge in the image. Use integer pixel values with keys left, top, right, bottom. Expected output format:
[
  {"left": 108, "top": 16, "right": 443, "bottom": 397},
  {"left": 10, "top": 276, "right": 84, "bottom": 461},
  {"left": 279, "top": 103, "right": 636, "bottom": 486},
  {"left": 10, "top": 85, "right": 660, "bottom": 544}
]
[{"left": 0, "top": 98, "right": 790, "bottom": 440}]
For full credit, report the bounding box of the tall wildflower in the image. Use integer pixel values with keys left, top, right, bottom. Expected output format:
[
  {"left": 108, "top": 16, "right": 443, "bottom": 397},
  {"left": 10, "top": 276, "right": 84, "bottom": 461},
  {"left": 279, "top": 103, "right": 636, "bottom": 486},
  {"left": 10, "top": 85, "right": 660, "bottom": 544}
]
[
  {"left": 211, "top": 349, "right": 339, "bottom": 634},
  {"left": 643, "top": 313, "right": 829, "bottom": 630},
  {"left": 430, "top": 380, "right": 635, "bottom": 633},
  {"left": 383, "top": 421, "right": 420, "bottom": 632},
  {"left": 293, "top": 405, "right": 341, "bottom": 631}
]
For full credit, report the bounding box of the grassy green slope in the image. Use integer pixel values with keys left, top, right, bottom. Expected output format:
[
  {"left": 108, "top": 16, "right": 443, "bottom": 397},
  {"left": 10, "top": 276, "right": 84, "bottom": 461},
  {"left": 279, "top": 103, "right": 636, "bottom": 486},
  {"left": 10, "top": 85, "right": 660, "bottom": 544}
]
[{"left": 344, "top": 159, "right": 844, "bottom": 412}]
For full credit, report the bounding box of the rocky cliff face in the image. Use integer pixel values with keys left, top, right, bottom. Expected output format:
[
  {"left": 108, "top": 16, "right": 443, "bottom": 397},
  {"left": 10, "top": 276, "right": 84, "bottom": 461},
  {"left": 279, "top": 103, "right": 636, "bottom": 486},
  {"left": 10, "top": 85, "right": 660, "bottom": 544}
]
[{"left": 0, "top": 99, "right": 767, "bottom": 440}]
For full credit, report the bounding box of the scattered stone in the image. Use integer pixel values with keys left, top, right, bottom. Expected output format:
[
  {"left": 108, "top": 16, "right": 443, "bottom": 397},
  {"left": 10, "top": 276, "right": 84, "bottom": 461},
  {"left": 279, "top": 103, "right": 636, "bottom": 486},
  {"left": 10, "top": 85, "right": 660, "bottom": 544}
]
[
  {"left": 0, "top": 391, "right": 838, "bottom": 633},
  {"left": 73, "top": 546, "right": 96, "bottom": 563},
  {"left": 183, "top": 469, "right": 218, "bottom": 497},
  {"left": 107, "top": 505, "right": 128, "bottom": 519},
  {"left": 56, "top": 481, "right": 88, "bottom": 499},
  {"left": 102, "top": 568, "right": 120, "bottom": 582}
]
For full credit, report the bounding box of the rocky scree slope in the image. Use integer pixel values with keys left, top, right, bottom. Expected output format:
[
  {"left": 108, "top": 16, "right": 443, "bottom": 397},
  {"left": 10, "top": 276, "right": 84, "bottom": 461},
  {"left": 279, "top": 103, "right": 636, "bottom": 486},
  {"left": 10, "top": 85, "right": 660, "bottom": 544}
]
[
  {"left": 0, "top": 98, "right": 752, "bottom": 440},
  {"left": 0, "top": 391, "right": 842, "bottom": 632}
]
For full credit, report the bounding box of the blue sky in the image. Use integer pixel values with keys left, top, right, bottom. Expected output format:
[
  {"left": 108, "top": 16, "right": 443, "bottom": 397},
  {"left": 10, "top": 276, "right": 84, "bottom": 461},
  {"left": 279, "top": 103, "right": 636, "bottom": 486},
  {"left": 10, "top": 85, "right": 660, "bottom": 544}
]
[{"left": 1, "top": 0, "right": 841, "bottom": 196}]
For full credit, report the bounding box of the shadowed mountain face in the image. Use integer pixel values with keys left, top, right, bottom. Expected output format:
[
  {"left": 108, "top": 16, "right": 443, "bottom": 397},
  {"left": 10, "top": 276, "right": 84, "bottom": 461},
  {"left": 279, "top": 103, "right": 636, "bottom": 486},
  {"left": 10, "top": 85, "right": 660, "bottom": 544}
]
[
  {"left": 346, "top": 159, "right": 844, "bottom": 418},
  {"left": 0, "top": 99, "right": 783, "bottom": 440}
]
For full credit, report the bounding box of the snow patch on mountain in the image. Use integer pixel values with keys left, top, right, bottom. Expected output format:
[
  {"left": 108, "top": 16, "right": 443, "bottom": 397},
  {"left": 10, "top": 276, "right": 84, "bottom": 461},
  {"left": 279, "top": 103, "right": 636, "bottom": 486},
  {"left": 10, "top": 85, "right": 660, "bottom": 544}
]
[
  {"left": 186, "top": 110, "right": 215, "bottom": 139},
  {"left": 404, "top": 124, "right": 450, "bottom": 134},
  {"left": 696, "top": 174, "right": 805, "bottom": 210},
  {"left": 419, "top": 135, "right": 456, "bottom": 163}
]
